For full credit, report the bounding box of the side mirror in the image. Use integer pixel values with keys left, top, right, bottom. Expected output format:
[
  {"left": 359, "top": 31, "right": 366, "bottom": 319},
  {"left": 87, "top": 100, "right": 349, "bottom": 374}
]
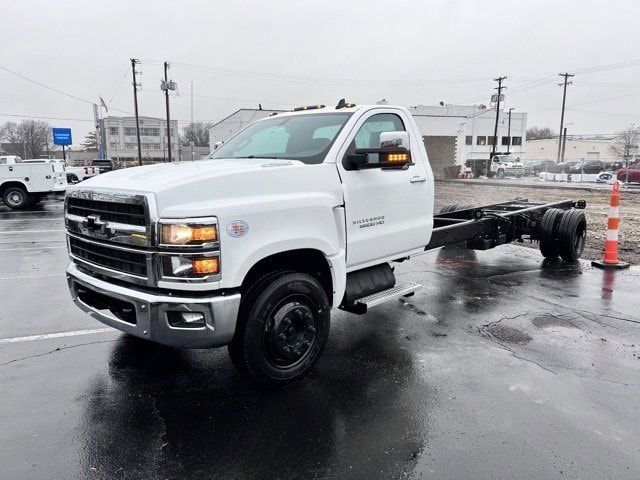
[
  {"left": 379, "top": 131, "right": 410, "bottom": 150},
  {"left": 214, "top": 141, "right": 223, "bottom": 150},
  {"left": 347, "top": 131, "right": 412, "bottom": 170}
]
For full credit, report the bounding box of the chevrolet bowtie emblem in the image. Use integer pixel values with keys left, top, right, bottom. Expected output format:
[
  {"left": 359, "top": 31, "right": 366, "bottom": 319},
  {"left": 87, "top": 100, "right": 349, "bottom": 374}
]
[{"left": 84, "top": 215, "right": 107, "bottom": 234}]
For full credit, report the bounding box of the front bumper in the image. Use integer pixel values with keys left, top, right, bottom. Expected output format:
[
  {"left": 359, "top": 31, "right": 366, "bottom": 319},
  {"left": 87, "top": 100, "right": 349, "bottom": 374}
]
[{"left": 66, "top": 262, "right": 241, "bottom": 348}]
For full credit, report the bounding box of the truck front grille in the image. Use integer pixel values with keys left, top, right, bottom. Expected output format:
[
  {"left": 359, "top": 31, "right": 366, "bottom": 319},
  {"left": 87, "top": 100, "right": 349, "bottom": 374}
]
[
  {"left": 69, "top": 236, "right": 148, "bottom": 277},
  {"left": 67, "top": 197, "right": 146, "bottom": 226}
]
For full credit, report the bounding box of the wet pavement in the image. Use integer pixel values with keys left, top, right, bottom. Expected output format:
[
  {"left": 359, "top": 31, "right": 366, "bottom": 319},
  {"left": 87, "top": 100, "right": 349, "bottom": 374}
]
[{"left": 1, "top": 198, "right": 639, "bottom": 479}]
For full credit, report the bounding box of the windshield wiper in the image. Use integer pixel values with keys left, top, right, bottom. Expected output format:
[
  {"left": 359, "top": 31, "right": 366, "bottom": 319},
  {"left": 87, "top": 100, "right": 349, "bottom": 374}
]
[{"left": 245, "top": 155, "right": 281, "bottom": 159}]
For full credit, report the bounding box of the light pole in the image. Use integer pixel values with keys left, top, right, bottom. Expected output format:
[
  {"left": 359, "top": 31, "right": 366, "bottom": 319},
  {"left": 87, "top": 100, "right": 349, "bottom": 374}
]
[{"left": 161, "top": 61, "right": 177, "bottom": 162}]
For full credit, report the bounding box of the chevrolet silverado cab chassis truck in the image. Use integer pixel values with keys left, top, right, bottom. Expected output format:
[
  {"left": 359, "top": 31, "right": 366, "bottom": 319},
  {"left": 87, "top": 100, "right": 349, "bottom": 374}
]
[{"left": 65, "top": 102, "right": 587, "bottom": 385}]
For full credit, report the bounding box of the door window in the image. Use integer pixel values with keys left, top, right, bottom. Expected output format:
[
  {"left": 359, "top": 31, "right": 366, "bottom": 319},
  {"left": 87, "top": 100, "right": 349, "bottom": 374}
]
[{"left": 349, "top": 113, "right": 405, "bottom": 164}]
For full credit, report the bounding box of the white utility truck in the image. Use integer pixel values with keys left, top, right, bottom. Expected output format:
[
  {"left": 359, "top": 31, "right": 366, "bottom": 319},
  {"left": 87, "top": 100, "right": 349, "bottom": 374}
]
[
  {"left": 1, "top": 158, "right": 66, "bottom": 209},
  {"left": 65, "top": 102, "right": 587, "bottom": 385},
  {"left": 489, "top": 154, "right": 525, "bottom": 178},
  {"left": 21, "top": 159, "right": 98, "bottom": 184}
]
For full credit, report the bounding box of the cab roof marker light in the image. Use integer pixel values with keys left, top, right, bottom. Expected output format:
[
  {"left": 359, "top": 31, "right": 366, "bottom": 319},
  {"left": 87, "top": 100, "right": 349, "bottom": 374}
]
[{"left": 291, "top": 104, "right": 326, "bottom": 112}]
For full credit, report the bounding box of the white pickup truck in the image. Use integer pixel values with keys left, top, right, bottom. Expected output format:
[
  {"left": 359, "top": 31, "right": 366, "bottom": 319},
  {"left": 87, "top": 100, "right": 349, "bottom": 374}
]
[
  {"left": 1, "top": 157, "right": 67, "bottom": 209},
  {"left": 65, "top": 102, "right": 587, "bottom": 385}
]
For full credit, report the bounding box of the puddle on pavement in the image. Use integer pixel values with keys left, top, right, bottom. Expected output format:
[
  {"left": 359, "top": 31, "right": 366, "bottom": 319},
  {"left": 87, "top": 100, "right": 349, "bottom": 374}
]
[
  {"left": 486, "top": 324, "right": 532, "bottom": 344},
  {"left": 532, "top": 315, "right": 579, "bottom": 329}
]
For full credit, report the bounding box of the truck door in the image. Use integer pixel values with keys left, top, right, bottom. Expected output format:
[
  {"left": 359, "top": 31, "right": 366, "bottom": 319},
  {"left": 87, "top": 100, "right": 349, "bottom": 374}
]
[{"left": 337, "top": 109, "right": 432, "bottom": 268}]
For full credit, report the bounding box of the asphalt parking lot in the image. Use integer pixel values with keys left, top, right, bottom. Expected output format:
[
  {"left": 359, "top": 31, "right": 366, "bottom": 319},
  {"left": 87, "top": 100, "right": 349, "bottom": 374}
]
[{"left": 1, "top": 198, "right": 639, "bottom": 479}]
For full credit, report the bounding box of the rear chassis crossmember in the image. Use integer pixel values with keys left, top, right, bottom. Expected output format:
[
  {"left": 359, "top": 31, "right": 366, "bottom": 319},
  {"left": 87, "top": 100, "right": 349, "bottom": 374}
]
[{"left": 426, "top": 198, "right": 587, "bottom": 251}]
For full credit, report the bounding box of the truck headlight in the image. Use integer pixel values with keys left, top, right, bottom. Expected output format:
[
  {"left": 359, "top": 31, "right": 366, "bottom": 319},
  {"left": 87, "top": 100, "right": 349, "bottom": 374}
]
[
  {"left": 161, "top": 254, "right": 220, "bottom": 279},
  {"left": 160, "top": 219, "right": 218, "bottom": 246}
]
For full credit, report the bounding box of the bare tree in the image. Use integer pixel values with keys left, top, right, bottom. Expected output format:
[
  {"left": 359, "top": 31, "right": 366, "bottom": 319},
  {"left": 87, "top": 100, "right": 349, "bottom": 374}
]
[
  {"left": 0, "top": 120, "right": 51, "bottom": 158},
  {"left": 610, "top": 125, "right": 640, "bottom": 182},
  {"left": 526, "top": 127, "right": 555, "bottom": 140},
  {"left": 181, "top": 122, "right": 212, "bottom": 147},
  {"left": 18, "top": 120, "right": 51, "bottom": 158}
]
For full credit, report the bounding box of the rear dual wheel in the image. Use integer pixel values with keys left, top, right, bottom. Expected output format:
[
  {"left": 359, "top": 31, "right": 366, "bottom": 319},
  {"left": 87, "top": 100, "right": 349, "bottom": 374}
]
[
  {"left": 538, "top": 208, "right": 586, "bottom": 262},
  {"left": 228, "top": 271, "right": 330, "bottom": 387}
]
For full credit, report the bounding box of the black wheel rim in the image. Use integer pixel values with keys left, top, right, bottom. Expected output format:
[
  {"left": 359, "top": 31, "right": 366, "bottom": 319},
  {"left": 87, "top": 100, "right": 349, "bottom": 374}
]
[{"left": 262, "top": 294, "right": 318, "bottom": 369}]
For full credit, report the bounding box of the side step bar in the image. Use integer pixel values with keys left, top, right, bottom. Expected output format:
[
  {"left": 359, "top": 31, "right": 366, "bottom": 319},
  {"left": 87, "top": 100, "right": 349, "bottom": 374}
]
[{"left": 341, "top": 282, "right": 422, "bottom": 315}]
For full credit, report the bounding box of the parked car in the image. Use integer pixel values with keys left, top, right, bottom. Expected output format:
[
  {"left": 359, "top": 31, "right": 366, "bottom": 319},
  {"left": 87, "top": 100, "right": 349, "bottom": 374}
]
[
  {"left": 616, "top": 163, "right": 640, "bottom": 183},
  {"left": 528, "top": 160, "right": 556, "bottom": 175},
  {"left": 547, "top": 162, "right": 571, "bottom": 174},
  {"left": 568, "top": 160, "right": 605, "bottom": 174},
  {"left": 90, "top": 159, "right": 117, "bottom": 174}
]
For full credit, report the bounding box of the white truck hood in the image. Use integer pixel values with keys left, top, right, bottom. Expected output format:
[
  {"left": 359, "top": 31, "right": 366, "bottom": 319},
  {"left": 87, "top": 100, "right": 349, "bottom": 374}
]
[
  {"left": 80, "top": 158, "right": 277, "bottom": 191},
  {"left": 71, "top": 158, "right": 343, "bottom": 219}
]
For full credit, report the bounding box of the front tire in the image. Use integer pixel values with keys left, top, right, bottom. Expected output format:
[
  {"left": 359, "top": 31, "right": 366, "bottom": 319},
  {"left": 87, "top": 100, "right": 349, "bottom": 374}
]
[
  {"left": 2, "top": 186, "right": 32, "bottom": 210},
  {"left": 228, "top": 272, "right": 330, "bottom": 386},
  {"left": 497, "top": 169, "right": 505, "bottom": 179}
]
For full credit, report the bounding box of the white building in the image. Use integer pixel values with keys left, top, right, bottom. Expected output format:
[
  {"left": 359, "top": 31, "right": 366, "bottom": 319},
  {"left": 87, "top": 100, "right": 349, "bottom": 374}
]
[
  {"left": 525, "top": 136, "right": 620, "bottom": 163},
  {"left": 206, "top": 104, "right": 527, "bottom": 178},
  {"left": 101, "top": 116, "right": 179, "bottom": 164},
  {"left": 409, "top": 104, "right": 527, "bottom": 178}
]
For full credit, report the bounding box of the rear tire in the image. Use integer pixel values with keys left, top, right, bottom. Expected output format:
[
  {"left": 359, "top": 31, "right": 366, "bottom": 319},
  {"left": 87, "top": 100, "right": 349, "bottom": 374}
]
[
  {"left": 539, "top": 208, "right": 564, "bottom": 258},
  {"left": 497, "top": 169, "right": 505, "bottom": 179},
  {"left": 557, "top": 209, "right": 587, "bottom": 262},
  {"left": 228, "top": 271, "right": 330, "bottom": 387},
  {"left": 2, "top": 186, "right": 31, "bottom": 210}
]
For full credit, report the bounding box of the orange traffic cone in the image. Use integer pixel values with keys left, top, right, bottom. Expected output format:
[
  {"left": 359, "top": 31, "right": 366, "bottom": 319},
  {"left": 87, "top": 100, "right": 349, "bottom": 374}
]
[{"left": 592, "top": 181, "right": 630, "bottom": 269}]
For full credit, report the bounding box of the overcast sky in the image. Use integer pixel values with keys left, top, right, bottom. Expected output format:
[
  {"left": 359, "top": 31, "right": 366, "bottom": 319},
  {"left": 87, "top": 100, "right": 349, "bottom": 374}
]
[{"left": 2, "top": 0, "right": 639, "bottom": 147}]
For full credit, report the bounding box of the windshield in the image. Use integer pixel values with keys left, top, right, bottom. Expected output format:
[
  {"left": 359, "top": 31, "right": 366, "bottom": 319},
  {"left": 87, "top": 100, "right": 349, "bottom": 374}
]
[{"left": 209, "top": 112, "right": 352, "bottom": 164}]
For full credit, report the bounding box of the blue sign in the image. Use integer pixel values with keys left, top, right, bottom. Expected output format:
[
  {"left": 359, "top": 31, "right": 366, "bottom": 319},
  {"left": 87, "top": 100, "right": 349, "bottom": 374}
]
[{"left": 52, "top": 128, "right": 72, "bottom": 146}]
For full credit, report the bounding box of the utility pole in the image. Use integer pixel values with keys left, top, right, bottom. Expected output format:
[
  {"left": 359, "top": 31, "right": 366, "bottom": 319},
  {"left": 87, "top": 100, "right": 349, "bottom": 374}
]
[
  {"left": 190, "top": 80, "right": 194, "bottom": 161},
  {"left": 561, "top": 126, "right": 568, "bottom": 162},
  {"left": 130, "top": 58, "right": 143, "bottom": 166},
  {"left": 557, "top": 72, "right": 574, "bottom": 163},
  {"left": 161, "top": 61, "right": 177, "bottom": 162},
  {"left": 488, "top": 76, "right": 507, "bottom": 176},
  {"left": 506, "top": 107, "right": 515, "bottom": 154}
]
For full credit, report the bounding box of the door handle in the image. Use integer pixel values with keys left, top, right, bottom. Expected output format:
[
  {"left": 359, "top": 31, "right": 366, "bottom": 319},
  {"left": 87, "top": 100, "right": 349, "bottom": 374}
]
[{"left": 410, "top": 175, "right": 427, "bottom": 183}]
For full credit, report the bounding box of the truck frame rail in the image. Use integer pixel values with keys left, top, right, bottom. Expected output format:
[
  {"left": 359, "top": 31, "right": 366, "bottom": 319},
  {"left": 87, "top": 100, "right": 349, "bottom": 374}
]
[{"left": 427, "top": 198, "right": 587, "bottom": 251}]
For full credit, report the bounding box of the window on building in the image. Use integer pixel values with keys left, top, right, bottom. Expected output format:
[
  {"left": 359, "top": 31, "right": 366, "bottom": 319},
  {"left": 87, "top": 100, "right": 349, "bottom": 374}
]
[
  {"left": 512, "top": 136, "right": 522, "bottom": 146},
  {"left": 124, "top": 143, "right": 137, "bottom": 149},
  {"left": 477, "top": 136, "right": 487, "bottom": 146},
  {"left": 140, "top": 128, "right": 160, "bottom": 136},
  {"left": 465, "top": 136, "right": 472, "bottom": 145},
  {"left": 501, "top": 137, "right": 510, "bottom": 146},
  {"left": 124, "top": 127, "right": 137, "bottom": 136},
  {"left": 109, "top": 127, "right": 119, "bottom": 136},
  {"left": 109, "top": 143, "right": 118, "bottom": 149},
  {"left": 142, "top": 143, "right": 161, "bottom": 149},
  {"left": 488, "top": 136, "right": 495, "bottom": 145}
]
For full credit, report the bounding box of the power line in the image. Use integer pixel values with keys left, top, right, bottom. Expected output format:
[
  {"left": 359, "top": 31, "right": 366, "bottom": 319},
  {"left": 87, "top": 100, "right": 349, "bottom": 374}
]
[
  {"left": 0, "top": 112, "right": 94, "bottom": 122},
  {"left": 0, "top": 64, "right": 134, "bottom": 116}
]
